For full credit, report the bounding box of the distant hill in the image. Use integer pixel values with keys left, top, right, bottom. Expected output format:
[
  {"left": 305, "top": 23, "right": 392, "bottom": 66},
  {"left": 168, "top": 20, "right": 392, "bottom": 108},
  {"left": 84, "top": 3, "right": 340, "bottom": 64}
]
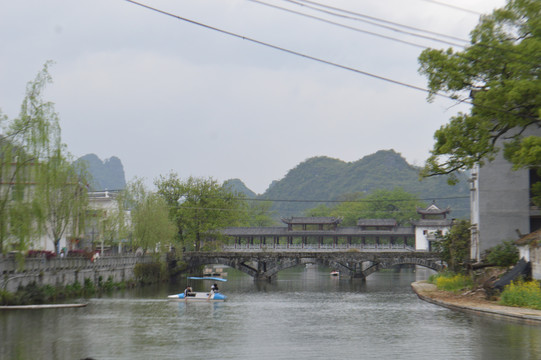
[
  {"left": 236, "top": 150, "right": 470, "bottom": 219},
  {"left": 224, "top": 178, "right": 257, "bottom": 198},
  {"left": 75, "top": 154, "right": 126, "bottom": 191}
]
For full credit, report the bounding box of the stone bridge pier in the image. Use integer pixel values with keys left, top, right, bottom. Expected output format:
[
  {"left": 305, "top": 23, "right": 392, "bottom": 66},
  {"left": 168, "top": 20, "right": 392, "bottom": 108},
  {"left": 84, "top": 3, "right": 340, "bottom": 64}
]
[{"left": 182, "top": 251, "right": 444, "bottom": 281}]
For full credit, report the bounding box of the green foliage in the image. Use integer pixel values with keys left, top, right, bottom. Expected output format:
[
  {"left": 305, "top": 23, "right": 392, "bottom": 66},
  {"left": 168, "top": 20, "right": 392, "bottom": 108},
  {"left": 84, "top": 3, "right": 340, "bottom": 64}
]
[
  {"left": 240, "top": 200, "right": 277, "bottom": 227},
  {"left": 418, "top": 0, "right": 541, "bottom": 184},
  {"left": 484, "top": 241, "right": 520, "bottom": 267},
  {"left": 65, "top": 281, "right": 82, "bottom": 297},
  {"left": 155, "top": 173, "right": 252, "bottom": 251},
  {"left": 121, "top": 178, "right": 177, "bottom": 254},
  {"left": 134, "top": 262, "right": 164, "bottom": 284},
  {"left": 0, "top": 289, "right": 16, "bottom": 305},
  {"left": 102, "top": 276, "right": 115, "bottom": 292},
  {"left": 0, "top": 62, "right": 58, "bottom": 254},
  {"left": 262, "top": 151, "right": 469, "bottom": 219},
  {"left": 429, "top": 272, "right": 473, "bottom": 292},
  {"left": 500, "top": 280, "right": 541, "bottom": 310},
  {"left": 0, "top": 277, "right": 132, "bottom": 305},
  {"left": 83, "top": 278, "right": 95, "bottom": 295},
  {"left": 432, "top": 220, "right": 471, "bottom": 272},
  {"left": 36, "top": 149, "right": 89, "bottom": 254},
  {"left": 305, "top": 188, "right": 425, "bottom": 226},
  {"left": 0, "top": 62, "right": 89, "bottom": 254}
]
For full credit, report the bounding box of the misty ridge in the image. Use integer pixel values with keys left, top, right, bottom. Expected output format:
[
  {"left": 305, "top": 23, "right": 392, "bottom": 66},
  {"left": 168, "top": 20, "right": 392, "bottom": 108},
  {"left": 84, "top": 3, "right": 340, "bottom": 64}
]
[
  {"left": 78, "top": 149, "right": 469, "bottom": 219},
  {"left": 225, "top": 149, "right": 469, "bottom": 219}
]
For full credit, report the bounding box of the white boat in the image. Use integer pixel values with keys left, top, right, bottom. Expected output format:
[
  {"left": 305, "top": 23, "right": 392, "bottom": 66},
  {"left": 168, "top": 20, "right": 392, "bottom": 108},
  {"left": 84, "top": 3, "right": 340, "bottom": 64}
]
[
  {"left": 167, "top": 277, "right": 227, "bottom": 302},
  {"left": 330, "top": 270, "right": 340, "bottom": 276}
]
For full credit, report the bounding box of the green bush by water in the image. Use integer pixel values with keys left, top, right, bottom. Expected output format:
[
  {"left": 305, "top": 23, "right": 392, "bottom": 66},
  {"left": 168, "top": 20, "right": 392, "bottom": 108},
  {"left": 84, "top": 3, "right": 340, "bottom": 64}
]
[
  {"left": 0, "top": 276, "right": 131, "bottom": 305},
  {"left": 429, "top": 272, "right": 473, "bottom": 292},
  {"left": 500, "top": 280, "right": 541, "bottom": 310}
]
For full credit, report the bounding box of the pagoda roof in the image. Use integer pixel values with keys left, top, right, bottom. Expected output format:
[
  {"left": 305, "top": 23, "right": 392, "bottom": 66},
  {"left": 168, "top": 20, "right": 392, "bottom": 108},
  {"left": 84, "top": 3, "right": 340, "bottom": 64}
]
[{"left": 416, "top": 203, "right": 451, "bottom": 215}]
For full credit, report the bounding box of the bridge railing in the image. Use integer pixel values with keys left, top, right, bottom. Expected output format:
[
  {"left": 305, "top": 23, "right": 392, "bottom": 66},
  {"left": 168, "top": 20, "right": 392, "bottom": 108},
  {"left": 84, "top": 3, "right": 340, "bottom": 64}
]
[
  {"left": 0, "top": 255, "right": 153, "bottom": 275},
  {"left": 221, "top": 243, "right": 416, "bottom": 252}
]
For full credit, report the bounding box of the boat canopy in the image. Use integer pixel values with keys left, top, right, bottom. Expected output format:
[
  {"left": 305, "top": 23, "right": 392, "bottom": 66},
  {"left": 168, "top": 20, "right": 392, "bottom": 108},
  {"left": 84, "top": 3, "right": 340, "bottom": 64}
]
[{"left": 188, "top": 276, "right": 227, "bottom": 282}]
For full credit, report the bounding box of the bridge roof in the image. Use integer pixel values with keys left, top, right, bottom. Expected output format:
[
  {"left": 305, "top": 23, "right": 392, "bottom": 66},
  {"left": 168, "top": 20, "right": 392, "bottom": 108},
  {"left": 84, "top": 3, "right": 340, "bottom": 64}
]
[
  {"left": 281, "top": 217, "right": 342, "bottom": 225},
  {"left": 222, "top": 227, "right": 290, "bottom": 236},
  {"left": 357, "top": 219, "right": 397, "bottom": 227},
  {"left": 221, "top": 227, "right": 414, "bottom": 237}
]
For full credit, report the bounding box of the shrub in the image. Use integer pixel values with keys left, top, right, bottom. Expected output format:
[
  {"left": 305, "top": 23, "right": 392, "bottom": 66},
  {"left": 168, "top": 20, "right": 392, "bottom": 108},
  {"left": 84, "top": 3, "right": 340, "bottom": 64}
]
[
  {"left": 0, "top": 289, "right": 16, "bottom": 305},
  {"left": 134, "top": 262, "right": 163, "bottom": 284},
  {"left": 430, "top": 272, "right": 473, "bottom": 292},
  {"left": 500, "top": 280, "right": 541, "bottom": 310},
  {"left": 484, "top": 241, "right": 519, "bottom": 267},
  {"left": 83, "top": 278, "right": 95, "bottom": 295},
  {"left": 102, "top": 276, "right": 115, "bottom": 292},
  {"left": 65, "top": 281, "right": 82, "bottom": 297}
]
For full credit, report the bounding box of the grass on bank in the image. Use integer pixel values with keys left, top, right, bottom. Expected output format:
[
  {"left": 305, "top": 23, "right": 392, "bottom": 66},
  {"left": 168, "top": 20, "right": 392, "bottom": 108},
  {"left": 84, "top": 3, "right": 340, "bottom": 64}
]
[
  {"left": 0, "top": 276, "right": 133, "bottom": 306},
  {"left": 428, "top": 272, "right": 473, "bottom": 293},
  {"left": 500, "top": 280, "right": 541, "bottom": 310}
]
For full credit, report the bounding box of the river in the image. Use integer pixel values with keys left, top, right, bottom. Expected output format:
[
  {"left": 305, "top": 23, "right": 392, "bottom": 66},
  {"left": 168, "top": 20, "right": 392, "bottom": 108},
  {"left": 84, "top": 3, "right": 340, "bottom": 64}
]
[{"left": 1, "top": 265, "right": 540, "bottom": 360}]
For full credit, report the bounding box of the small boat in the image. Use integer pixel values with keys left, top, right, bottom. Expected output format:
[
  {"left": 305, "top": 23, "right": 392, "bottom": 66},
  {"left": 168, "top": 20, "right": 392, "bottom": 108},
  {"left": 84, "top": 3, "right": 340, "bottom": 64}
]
[
  {"left": 168, "top": 276, "right": 228, "bottom": 302},
  {"left": 330, "top": 270, "right": 340, "bottom": 276}
]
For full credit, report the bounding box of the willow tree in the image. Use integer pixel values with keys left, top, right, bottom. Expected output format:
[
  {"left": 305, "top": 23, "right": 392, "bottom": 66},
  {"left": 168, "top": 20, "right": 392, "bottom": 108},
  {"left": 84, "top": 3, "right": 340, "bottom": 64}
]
[
  {"left": 122, "top": 179, "right": 176, "bottom": 254},
  {"left": 36, "top": 149, "right": 89, "bottom": 254},
  {"left": 0, "top": 62, "right": 60, "bottom": 254},
  {"left": 418, "top": 0, "right": 540, "bottom": 187}
]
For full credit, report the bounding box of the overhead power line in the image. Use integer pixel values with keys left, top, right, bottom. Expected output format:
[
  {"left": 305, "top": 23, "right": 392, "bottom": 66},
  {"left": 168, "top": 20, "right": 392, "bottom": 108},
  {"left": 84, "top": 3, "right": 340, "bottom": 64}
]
[
  {"left": 275, "top": 0, "right": 537, "bottom": 67},
  {"left": 123, "top": 0, "right": 537, "bottom": 122},
  {"left": 123, "top": 1, "right": 447, "bottom": 97},
  {"left": 250, "top": 0, "right": 467, "bottom": 49},
  {"left": 420, "top": 0, "right": 483, "bottom": 15},
  {"left": 251, "top": 0, "right": 424, "bottom": 49},
  {"left": 239, "top": 195, "right": 470, "bottom": 203},
  {"left": 281, "top": 0, "right": 469, "bottom": 44}
]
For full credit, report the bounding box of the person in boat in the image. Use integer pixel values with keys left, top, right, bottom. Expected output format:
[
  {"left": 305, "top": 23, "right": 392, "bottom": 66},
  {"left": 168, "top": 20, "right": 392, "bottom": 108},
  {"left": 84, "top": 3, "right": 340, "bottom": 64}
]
[
  {"left": 184, "top": 286, "right": 194, "bottom": 297},
  {"left": 207, "top": 283, "right": 219, "bottom": 300}
]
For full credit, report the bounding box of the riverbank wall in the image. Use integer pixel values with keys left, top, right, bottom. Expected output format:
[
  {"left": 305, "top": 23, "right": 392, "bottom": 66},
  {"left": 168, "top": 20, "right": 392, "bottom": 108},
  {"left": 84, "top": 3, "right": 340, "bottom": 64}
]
[
  {"left": 411, "top": 281, "right": 541, "bottom": 325},
  {"left": 0, "top": 255, "right": 153, "bottom": 293}
]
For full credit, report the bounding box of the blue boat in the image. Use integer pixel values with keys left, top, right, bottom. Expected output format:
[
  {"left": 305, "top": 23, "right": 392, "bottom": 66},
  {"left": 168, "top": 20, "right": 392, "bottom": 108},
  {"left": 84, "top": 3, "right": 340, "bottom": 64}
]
[{"left": 167, "top": 277, "right": 227, "bottom": 302}]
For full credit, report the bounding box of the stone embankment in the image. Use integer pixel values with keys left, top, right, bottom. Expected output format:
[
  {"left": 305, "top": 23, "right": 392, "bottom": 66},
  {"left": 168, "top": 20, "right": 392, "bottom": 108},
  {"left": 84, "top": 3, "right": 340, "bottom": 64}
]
[
  {"left": 1, "top": 255, "right": 153, "bottom": 293},
  {"left": 411, "top": 281, "right": 541, "bottom": 324}
]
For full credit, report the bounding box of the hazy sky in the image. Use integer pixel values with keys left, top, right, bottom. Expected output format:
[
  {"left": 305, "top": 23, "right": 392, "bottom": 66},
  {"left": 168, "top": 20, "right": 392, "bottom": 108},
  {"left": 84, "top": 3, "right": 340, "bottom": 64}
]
[{"left": 0, "top": 0, "right": 506, "bottom": 194}]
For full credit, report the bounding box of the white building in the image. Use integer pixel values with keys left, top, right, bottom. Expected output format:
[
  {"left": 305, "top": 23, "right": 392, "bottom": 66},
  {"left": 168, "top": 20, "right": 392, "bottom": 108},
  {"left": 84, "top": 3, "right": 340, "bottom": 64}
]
[
  {"left": 40, "top": 190, "right": 126, "bottom": 253},
  {"left": 412, "top": 203, "right": 453, "bottom": 251}
]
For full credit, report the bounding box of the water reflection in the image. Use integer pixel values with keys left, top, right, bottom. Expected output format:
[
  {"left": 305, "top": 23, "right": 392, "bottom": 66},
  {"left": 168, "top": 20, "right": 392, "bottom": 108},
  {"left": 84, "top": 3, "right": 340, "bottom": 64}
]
[{"left": 1, "top": 265, "right": 540, "bottom": 360}]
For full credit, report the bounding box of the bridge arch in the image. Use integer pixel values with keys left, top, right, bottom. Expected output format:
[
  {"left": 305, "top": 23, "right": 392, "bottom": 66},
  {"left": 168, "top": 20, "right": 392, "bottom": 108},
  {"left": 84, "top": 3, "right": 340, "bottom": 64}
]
[
  {"left": 181, "top": 251, "right": 444, "bottom": 281},
  {"left": 362, "top": 257, "right": 444, "bottom": 278}
]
